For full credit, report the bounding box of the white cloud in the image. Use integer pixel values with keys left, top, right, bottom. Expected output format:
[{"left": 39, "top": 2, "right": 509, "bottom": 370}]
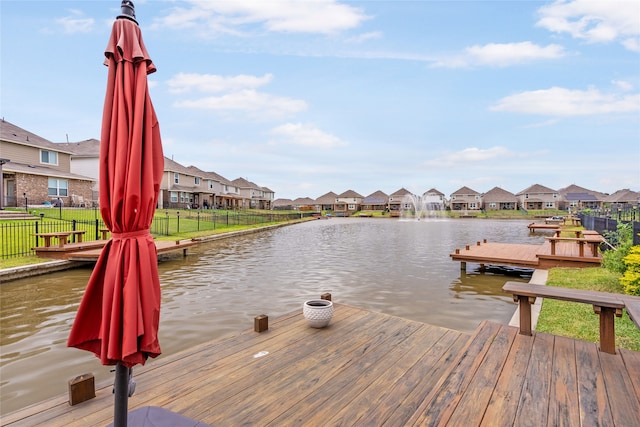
[
  {"left": 174, "top": 90, "right": 308, "bottom": 119},
  {"left": 424, "top": 146, "right": 518, "bottom": 167},
  {"left": 536, "top": 0, "right": 640, "bottom": 51},
  {"left": 432, "top": 42, "right": 566, "bottom": 68},
  {"left": 55, "top": 10, "right": 94, "bottom": 34},
  {"left": 346, "top": 31, "right": 383, "bottom": 44},
  {"left": 167, "top": 73, "right": 273, "bottom": 94},
  {"left": 612, "top": 80, "right": 634, "bottom": 92},
  {"left": 269, "top": 123, "right": 347, "bottom": 148},
  {"left": 490, "top": 86, "right": 640, "bottom": 116},
  {"left": 155, "top": 0, "right": 370, "bottom": 35}
]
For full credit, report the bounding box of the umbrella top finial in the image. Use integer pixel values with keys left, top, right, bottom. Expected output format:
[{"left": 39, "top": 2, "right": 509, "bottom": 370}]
[{"left": 117, "top": 0, "right": 138, "bottom": 24}]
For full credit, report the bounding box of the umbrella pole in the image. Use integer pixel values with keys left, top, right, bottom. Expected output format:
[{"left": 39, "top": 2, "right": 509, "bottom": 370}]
[{"left": 114, "top": 362, "right": 129, "bottom": 427}]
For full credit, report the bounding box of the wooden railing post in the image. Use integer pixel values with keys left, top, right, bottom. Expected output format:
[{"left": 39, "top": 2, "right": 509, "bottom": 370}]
[{"left": 593, "top": 306, "right": 622, "bottom": 354}]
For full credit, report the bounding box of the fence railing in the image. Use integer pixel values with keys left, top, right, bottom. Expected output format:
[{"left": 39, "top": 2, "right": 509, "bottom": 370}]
[
  {"left": 579, "top": 212, "right": 640, "bottom": 246},
  {"left": 1, "top": 209, "right": 307, "bottom": 259}
]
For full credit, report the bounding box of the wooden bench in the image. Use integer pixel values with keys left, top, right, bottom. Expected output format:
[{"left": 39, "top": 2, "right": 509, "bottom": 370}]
[
  {"left": 503, "top": 281, "right": 624, "bottom": 354},
  {"left": 34, "top": 232, "right": 72, "bottom": 248},
  {"left": 100, "top": 228, "right": 110, "bottom": 240},
  {"left": 69, "top": 230, "right": 86, "bottom": 243}
]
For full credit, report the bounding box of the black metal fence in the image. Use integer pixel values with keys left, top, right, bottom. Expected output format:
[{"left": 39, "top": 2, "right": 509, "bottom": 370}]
[
  {"left": 1, "top": 209, "right": 308, "bottom": 259},
  {"left": 579, "top": 212, "right": 640, "bottom": 246}
]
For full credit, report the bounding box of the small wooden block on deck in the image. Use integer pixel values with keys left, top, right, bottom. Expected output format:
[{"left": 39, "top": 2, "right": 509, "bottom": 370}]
[{"left": 68, "top": 373, "right": 95, "bottom": 405}]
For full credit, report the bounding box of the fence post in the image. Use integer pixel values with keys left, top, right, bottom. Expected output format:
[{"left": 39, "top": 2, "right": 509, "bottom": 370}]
[
  {"left": 95, "top": 219, "right": 99, "bottom": 241},
  {"left": 197, "top": 212, "right": 200, "bottom": 231},
  {"left": 35, "top": 221, "right": 39, "bottom": 248}
]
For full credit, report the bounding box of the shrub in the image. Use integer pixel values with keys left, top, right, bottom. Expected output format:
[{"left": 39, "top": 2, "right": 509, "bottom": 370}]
[
  {"left": 620, "top": 245, "right": 640, "bottom": 296},
  {"left": 601, "top": 223, "right": 633, "bottom": 274}
]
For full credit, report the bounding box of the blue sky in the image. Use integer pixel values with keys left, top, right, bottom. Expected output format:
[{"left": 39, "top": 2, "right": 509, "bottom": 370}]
[{"left": 1, "top": 0, "right": 639, "bottom": 200}]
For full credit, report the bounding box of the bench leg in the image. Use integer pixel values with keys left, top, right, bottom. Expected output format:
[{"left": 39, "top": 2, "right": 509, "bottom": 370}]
[
  {"left": 594, "top": 306, "right": 616, "bottom": 354},
  {"left": 517, "top": 295, "right": 535, "bottom": 336}
]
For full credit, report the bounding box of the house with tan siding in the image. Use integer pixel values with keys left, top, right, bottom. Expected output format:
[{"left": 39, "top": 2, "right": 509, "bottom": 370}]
[
  {"left": 516, "top": 184, "right": 559, "bottom": 210},
  {"left": 605, "top": 189, "right": 639, "bottom": 210},
  {"left": 335, "top": 190, "right": 363, "bottom": 215},
  {"left": 450, "top": 186, "right": 481, "bottom": 211},
  {"left": 315, "top": 191, "right": 339, "bottom": 211},
  {"left": 482, "top": 187, "right": 518, "bottom": 211},
  {"left": 0, "top": 120, "right": 94, "bottom": 208},
  {"left": 388, "top": 188, "right": 412, "bottom": 214},
  {"left": 422, "top": 188, "right": 447, "bottom": 210}
]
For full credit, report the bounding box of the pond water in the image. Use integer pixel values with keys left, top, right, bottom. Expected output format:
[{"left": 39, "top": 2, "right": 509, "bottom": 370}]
[{"left": 0, "top": 218, "right": 547, "bottom": 413}]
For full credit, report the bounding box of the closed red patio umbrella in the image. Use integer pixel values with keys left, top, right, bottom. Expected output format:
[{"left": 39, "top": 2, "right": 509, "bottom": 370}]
[{"left": 67, "top": 1, "right": 164, "bottom": 425}]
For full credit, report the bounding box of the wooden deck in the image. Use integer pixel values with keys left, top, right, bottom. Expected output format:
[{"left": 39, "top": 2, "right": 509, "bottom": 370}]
[
  {"left": 451, "top": 239, "right": 602, "bottom": 269},
  {"left": 3, "top": 304, "right": 639, "bottom": 426},
  {"left": 34, "top": 239, "right": 197, "bottom": 261}
]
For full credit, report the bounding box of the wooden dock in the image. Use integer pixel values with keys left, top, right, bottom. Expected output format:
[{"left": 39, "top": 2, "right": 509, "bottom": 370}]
[
  {"left": 33, "top": 239, "right": 197, "bottom": 261},
  {"left": 451, "top": 238, "right": 603, "bottom": 269},
  {"left": 3, "top": 303, "right": 639, "bottom": 426}
]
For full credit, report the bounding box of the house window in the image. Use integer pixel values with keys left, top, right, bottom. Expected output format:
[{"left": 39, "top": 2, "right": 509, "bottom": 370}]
[
  {"left": 170, "top": 191, "right": 178, "bottom": 202},
  {"left": 348, "top": 204, "right": 356, "bottom": 210},
  {"left": 174, "top": 173, "right": 179, "bottom": 184},
  {"left": 41, "top": 150, "right": 58, "bottom": 165},
  {"left": 489, "top": 203, "right": 497, "bottom": 208},
  {"left": 469, "top": 202, "right": 478, "bottom": 209},
  {"left": 195, "top": 177, "right": 200, "bottom": 185},
  {"left": 208, "top": 180, "right": 214, "bottom": 190},
  {"left": 48, "top": 178, "right": 68, "bottom": 196},
  {"left": 545, "top": 202, "right": 555, "bottom": 208}
]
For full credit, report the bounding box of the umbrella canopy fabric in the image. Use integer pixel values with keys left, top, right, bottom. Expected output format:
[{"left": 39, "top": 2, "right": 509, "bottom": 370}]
[{"left": 68, "top": 17, "right": 164, "bottom": 368}]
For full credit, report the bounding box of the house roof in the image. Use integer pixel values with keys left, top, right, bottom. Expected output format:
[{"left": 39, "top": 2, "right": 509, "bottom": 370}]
[
  {"left": 362, "top": 190, "right": 389, "bottom": 204},
  {"left": 293, "top": 197, "right": 315, "bottom": 205},
  {"left": 482, "top": 187, "right": 517, "bottom": 202},
  {"left": 558, "top": 184, "right": 606, "bottom": 200},
  {"left": 57, "top": 139, "right": 101, "bottom": 157},
  {"left": 315, "top": 191, "right": 338, "bottom": 204},
  {"left": 451, "top": 186, "right": 479, "bottom": 196},
  {"left": 605, "top": 189, "right": 640, "bottom": 203},
  {"left": 516, "top": 184, "right": 557, "bottom": 196},
  {"left": 337, "top": 189, "right": 363, "bottom": 198},
  {"left": 3, "top": 161, "right": 95, "bottom": 181},
  {"left": 1, "top": 119, "right": 74, "bottom": 154},
  {"left": 389, "top": 188, "right": 411, "bottom": 197},
  {"left": 164, "top": 157, "right": 198, "bottom": 175},
  {"left": 273, "top": 198, "right": 294, "bottom": 207},
  {"left": 424, "top": 188, "right": 444, "bottom": 196},
  {"left": 564, "top": 192, "right": 599, "bottom": 202}
]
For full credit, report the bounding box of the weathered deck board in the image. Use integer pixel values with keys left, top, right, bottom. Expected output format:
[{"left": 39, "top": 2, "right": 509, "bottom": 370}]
[{"left": 3, "top": 304, "right": 639, "bottom": 427}]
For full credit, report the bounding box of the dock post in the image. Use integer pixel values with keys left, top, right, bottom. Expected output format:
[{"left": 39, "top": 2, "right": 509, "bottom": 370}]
[
  {"left": 479, "top": 263, "right": 485, "bottom": 272},
  {"left": 254, "top": 314, "right": 268, "bottom": 332},
  {"left": 321, "top": 293, "right": 332, "bottom": 301},
  {"left": 460, "top": 261, "right": 466, "bottom": 272}
]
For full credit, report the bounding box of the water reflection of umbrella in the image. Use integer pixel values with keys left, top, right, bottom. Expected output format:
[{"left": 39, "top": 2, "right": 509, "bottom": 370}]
[{"left": 67, "top": 1, "right": 164, "bottom": 425}]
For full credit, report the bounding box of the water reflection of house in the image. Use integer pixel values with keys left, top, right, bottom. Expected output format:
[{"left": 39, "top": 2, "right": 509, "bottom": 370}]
[
  {"left": 450, "top": 186, "right": 482, "bottom": 211},
  {"left": 361, "top": 190, "right": 389, "bottom": 212},
  {"left": 481, "top": 186, "right": 518, "bottom": 211},
  {"left": 516, "top": 184, "right": 559, "bottom": 210}
]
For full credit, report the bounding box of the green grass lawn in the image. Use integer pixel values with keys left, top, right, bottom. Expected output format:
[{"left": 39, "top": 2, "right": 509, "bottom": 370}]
[{"left": 536, "top": 267, "right": 640, "bottom": 351}]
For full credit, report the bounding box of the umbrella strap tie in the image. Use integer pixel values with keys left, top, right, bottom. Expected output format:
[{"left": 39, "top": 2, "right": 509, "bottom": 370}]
[{"left": 111, "top": 229, "right": 151, "bottom": 240}]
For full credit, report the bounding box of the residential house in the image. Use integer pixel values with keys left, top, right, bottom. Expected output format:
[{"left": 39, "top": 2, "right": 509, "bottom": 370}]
[
  {"left": 482, "top": 187, "right": 518, "bottom": 211},
  {"left": 335, "top": 190, "right": 364, "bottom": 216},
  {"left": 388, "top": 188, "right": 412, "bottom": 214},
  {"left": 231, "top": 177, "right": 273, "bottom": 210},
  {"left": 450, "top": 186, "right": 482, "bottom": 211},
  {"left": 161, "top": 157, "right": 208, "bottom": 209},
  {"left": 57, "top": 138, "right": 101, "bottom": 205},
  {"left": 361, "top": 190, "right": 389, "bottom": 212},
  {"left": 273, "top": 198, "right": 294, "bottom": 210},
  {"left": 315, "top": 191, "right": 338, "bottom": 212},
  {"left": 422, "top": 188, "right": 447, "bottom": 210},
  {"left": 516, "top": 184, "right": 559, "bottom": 210},
  {"left": 0, "top": 119, "right": 94, "bottom": 208},
  {"left": 557, "top": 184, "right": 606, "bottom": 211},
  {"left": 605, "top": 189, "right": 639, "bottom": 210},
  {"left": 292, "top": 197, "right": 316, "bottom": 211}
]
